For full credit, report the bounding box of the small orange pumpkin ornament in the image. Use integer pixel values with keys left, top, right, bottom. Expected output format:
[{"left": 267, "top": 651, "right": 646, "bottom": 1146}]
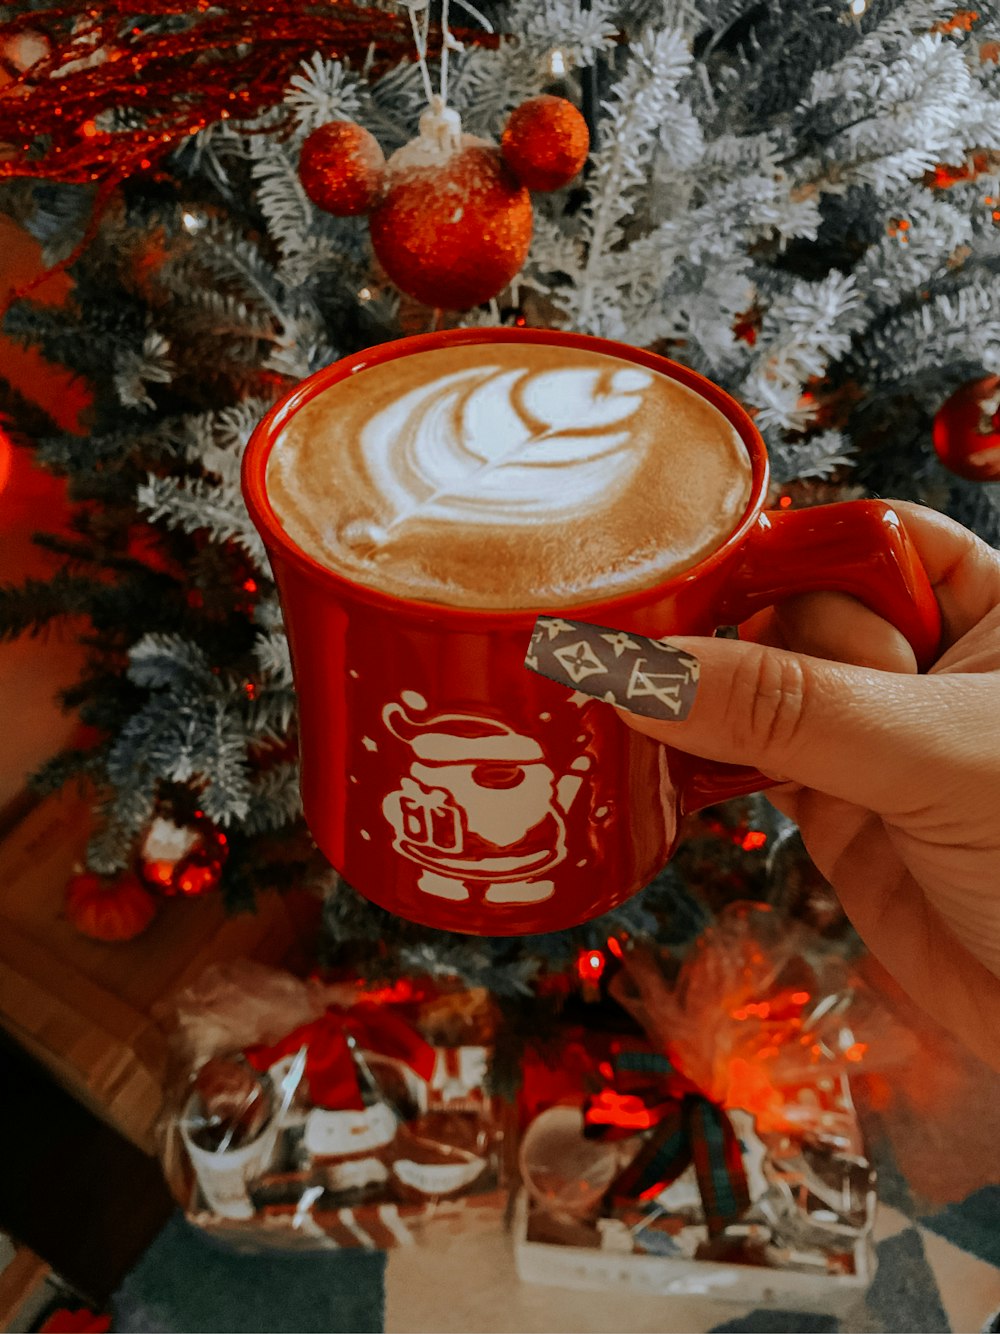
[{"left": 64, "top": 870, "right": 157, "bottom": 942}]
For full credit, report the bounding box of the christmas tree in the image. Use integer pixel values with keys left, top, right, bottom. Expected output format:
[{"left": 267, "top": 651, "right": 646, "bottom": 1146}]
[{"left": 1, "top": 0, "right": 999, "bottom": 996}]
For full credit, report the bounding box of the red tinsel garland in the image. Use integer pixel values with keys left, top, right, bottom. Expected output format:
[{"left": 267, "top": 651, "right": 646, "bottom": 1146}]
[
  {"left": 0, "top": 2, "right": 497, "bottom": 304},
  {"left": 0, "top": 2, "right": 495, "bottom": 183}
]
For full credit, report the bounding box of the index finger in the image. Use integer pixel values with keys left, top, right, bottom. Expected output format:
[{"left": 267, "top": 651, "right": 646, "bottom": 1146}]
[{"left": 889, "top": 501, "right": 1000, "bottom": 649}]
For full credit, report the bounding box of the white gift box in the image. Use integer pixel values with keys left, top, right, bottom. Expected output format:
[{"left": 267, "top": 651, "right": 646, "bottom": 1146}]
[
  {"left": 512, "top": 1076, "right": 876, "bottom": 1318},
  {"left": 512, "top": 1189, "right": 875, "bottom": 1317}
]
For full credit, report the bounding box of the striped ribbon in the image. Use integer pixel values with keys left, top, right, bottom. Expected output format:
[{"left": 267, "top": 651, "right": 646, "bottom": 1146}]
[{"left": 586, "top": 1049, "right": 751, "bottom": 1238}]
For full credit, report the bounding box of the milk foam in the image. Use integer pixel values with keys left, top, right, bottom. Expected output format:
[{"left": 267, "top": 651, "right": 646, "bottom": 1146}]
[{"left": 265, "top": 342, "right": 753, "bottom": 609}]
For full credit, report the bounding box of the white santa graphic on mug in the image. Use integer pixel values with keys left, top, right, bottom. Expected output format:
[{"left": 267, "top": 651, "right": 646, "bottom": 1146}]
[{"left": 380, "top": 693, "right": 590, "bottom": 905}]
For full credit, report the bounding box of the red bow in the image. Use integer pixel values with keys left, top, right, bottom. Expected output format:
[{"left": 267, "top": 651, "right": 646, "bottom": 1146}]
[{"left": 243, "top": 1003, "right": 435, "bottom": 1110}]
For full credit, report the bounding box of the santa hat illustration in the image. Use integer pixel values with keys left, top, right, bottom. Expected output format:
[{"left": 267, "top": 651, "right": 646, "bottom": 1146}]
[{"left": 382, "top": 700, "right": 544, "bottom": 765}]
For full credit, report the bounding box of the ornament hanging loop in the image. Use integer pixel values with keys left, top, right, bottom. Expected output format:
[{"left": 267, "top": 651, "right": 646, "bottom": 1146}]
[{"left": 418, "top": 95, "right": 463, "bottom": 155}]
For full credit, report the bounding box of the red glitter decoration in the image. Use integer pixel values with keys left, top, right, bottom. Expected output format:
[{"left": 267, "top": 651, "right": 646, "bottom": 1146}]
[
  {"left": 500, "top": 95, "right": 589, "bottom": 193},
  {"left": 138, "top": 812, "right": 229, "bottom": 897},
  {"left": 370, "top": 140, "right": 532, "bottom": 309},
  {"left": 299, "top": 92, "right": 592, "bottom": 309},
  {"left": 732, "top": 305, "right": 762, "bottom": 345},
  {"left": 926, "top": 150, "right": 995, "bottom": 190},
  {"left": 932, "top": 374, "right": 1000, "bottom": 481},
  {"left": 0, "top": 3, "right": 425, "bottom": 186},
  {"left": 931, "top": 9, "right": 980, "bottom": 32},
  {"left": 299, "top": 120, "right": 385, "bottom": 216}
]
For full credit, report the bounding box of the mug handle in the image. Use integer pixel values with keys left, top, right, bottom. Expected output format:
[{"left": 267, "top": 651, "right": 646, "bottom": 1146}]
[{"left": 679, "top": 499, "right": 942, "bottom": 814}]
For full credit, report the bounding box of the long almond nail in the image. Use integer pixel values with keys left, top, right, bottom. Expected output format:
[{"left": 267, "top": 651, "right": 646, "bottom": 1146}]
[{"left": 524, "top": 617, "right": 699, "bottom": 721}]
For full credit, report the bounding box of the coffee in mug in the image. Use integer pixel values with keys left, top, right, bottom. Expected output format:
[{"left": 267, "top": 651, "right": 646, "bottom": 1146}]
[
  {"left": 242, "top": 328, "right": 939, "bottom": 936},
  {"left": 264, "top": 341, "right": 753, "bottom": 609}
]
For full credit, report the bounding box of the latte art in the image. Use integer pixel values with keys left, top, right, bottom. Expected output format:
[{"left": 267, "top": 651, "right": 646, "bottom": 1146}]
[
  {"left": 345, "top": 361, "right": 653, "bottom": 553},
  {"left": 266, "top": 342, "right": 753, "bottom": 609}
]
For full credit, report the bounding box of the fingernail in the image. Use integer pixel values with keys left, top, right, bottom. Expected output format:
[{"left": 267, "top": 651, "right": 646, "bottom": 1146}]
[{"left": 524, "top": 617, "right": 699, "bottom": 721}]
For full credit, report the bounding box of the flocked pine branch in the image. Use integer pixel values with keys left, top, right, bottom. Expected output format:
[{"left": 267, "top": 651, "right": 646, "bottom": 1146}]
[
  {"left": 567, "top": 26, "right": 697, "bottom": 332},
  {"left": 137, "top": 474, "right": 270, "bottom": 571},
  {"left": 285, "top": 52, "right": 367, "bottom": 134},
  {"left": 850, "top": 186, "right": 973, "bottom": 317},
  {"left": 795, "top": 33, "right": 1000, "bottom": 193},
  {"left": 769, "top": 429, "right": 858, "bottom": 487},
  {"left": 740, "top": 271, "right": 867, "bottom": 433},
  {"left": 861, "top": 277, "right": 1000, "bottom": 400},
  {"left": 243, "top": 762, "right": 304, "bottom": 835}
]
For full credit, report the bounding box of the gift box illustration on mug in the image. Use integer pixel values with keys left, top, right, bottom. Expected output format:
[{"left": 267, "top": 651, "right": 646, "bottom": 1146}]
[{"left": 380, "top": 696, "right": 590, "bottom": 905}]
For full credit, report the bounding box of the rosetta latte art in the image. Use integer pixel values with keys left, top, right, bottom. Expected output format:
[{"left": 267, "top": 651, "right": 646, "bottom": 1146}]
[
  {"left": 349, "top": 363, "right": 654, "bottom": 550},
  {"left": 265, "top": 342, "right": 753, "bottom": 609}
]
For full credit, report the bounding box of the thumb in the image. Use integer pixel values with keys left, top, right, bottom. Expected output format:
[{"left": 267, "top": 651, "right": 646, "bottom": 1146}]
[{"left": 525, "top": 616, "right": 954, "bottom": 812}]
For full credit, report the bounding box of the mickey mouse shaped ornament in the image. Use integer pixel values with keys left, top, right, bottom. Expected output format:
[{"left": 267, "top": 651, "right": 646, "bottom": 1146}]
[{"left": 298, "top": 94, "right": 590, "bottom": 311}]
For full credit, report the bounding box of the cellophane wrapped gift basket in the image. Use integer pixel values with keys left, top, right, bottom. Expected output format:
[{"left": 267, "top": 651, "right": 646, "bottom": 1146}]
[
  {"left": 513, "top": 904, "right": 914, "bottom": 1317},
  {"left": 159, "top": 960, "right": 503, "bottom": 1252}
]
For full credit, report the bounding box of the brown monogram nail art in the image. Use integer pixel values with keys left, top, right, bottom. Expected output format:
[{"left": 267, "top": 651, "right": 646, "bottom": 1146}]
[{"left": 524, "top": 617, "right": 699, "bottom": 721}]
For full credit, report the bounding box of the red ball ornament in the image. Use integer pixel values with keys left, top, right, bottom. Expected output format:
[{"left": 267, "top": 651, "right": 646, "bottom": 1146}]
[
  {"left": 138, "top": 813, "right": 228, "bottom": 897},
  {"left": 369, "top": 103, "right": 533, "bottom": 310},
  {"left": 64, "top": 871, "right": 157, "bottom": 942},
  {"left": 298, "top": 120, "right": 385, "bottom": 217},
  {"left": 501, "top": 95, "right": 590, "bottom": 192},
  {"left": 933, "top": 375, "right": 1000, "bottom": 480}
]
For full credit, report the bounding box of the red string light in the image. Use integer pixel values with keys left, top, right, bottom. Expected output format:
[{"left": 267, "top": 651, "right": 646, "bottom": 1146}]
[{"left": 576, "top": 948, "right": 606, "bottom": 984}]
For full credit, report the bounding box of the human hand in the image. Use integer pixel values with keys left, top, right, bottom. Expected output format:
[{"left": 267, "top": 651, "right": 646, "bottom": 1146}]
[{"left": 541, "top": 503, "right": 1000, "bottom": 1069}]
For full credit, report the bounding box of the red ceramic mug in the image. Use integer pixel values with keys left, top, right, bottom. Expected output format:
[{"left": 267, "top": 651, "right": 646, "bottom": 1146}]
[{"left": 242, "top": 328, "right": 941, "bottom": 936}]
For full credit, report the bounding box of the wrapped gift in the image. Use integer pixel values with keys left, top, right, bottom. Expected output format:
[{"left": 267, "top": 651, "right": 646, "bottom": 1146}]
[
  {"left": 159, "top": 961, "right": 502, "bottom": 1249},
  {"left": 512, "top": 904, "right": 896, "bottom": 1315}
]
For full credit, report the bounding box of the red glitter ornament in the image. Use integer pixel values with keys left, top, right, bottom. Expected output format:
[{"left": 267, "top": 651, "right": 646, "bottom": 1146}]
[
  {"left": 298, "top": 121, "right": 385, "bottom": 217},
  {"left": 350, "top": 101, "right": 529, "bottom": 310},
  {"left": 301, "top": 93, "right": 591, "bottom": 310},
  {"left": 932, "top": 374, "right": 1000, "bottom": 481},
  {"left": 138, "top": 812, "right": 229, "bottom": 897},
  {"left": 501, "top": 95, "right": 589, "bottom": 193},
  {"left": 370, "top": 110, "right": 532, "bottom": 309}
]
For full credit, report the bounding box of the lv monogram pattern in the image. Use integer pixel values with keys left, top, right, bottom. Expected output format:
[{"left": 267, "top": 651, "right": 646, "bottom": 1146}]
[{"left": 525, "top": 617, "right": 699, "bottom": 721}]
